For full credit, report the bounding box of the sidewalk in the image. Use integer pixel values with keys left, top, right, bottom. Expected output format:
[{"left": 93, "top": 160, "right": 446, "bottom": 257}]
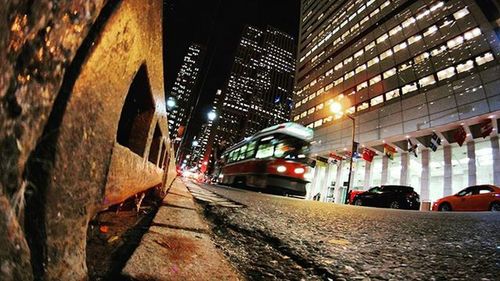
[{"left": 122, "top": 179, "right": 241, "bottom": 280}]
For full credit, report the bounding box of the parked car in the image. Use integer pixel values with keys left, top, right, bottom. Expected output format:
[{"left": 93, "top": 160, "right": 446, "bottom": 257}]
[
  {"left": 347, "top": 189, "right": 366, "bottom": 204},
  {"left": 352, "top": 185, "right": 420, "bottom": 210},
  {"left": 432, "top": 185, "right": 500, "bottom": 212}
]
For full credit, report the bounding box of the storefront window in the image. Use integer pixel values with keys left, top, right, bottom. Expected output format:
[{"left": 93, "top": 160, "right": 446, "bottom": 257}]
[
  {"left": 429, "top": 148, "right": 444, "bottom": 202},
  {"left": 352, "top": 159, "right": 365, "bottom": 189},
  {"left": 476, "top": 139, "right": 494, "bottom": 185},
  {"left": 452, "top": 144, "right": 468, "bottom": 194},
  {"left": 387, "top": 153, "right": 401, "bottom": 185},
  {"left": 409, "top": 156, "right": 421, "bottom": 195},
  {"left": 370, "top": 156, "right": 382, "bottom": 187}
]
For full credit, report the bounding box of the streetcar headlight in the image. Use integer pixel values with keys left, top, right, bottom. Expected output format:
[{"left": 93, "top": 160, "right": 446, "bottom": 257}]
[
  {"left": 294, "top": 167, "right": 305, "bottom": 174},
  {"left": 276, "top": 165, "right": 287, "bottom": 173}
]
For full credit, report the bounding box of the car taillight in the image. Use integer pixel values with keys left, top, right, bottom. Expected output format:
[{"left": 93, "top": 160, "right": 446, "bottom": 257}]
[
  {"left": 276, "top": 165, "right": 287, "bottom": 173},
  {"left": 294, "top": 167, "right": 305, "bottom": 174}
]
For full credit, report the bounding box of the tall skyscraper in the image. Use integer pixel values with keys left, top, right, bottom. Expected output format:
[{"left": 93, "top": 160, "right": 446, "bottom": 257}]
[
  {"left": 215, "top": 25, "right": 296, "bottom": 147},
  {"left": 167, "top": 43, "right": 205, "bottom": 140},
  {"left": 294, "top": 0, "right": 500, "bottom": 204}
]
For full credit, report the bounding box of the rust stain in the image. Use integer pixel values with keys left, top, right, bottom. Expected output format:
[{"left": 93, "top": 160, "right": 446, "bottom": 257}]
[{"left": 155, "top": 235, "right": 198, "bottom": 262}]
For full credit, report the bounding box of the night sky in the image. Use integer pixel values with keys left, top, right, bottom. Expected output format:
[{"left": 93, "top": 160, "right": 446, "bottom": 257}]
[{"left": 163, "top": 0, "right": 300, "bottom": 140}]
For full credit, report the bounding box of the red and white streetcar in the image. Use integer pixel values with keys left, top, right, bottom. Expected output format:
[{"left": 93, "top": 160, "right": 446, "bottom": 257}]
[{"left": 218, "top": 122, "right": 314, "bottom": 196}]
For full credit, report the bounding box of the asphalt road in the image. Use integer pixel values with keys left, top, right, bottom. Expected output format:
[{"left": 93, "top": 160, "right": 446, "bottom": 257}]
[{"left": 191, "top": 182, "right": 500, "bottom": 281}]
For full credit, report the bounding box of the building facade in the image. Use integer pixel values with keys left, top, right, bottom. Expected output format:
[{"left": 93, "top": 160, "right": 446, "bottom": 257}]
[
  {"left": 215, "top": 25, "right": 296, "bottom": 147},
  {"left": 167, "top": 43, "right": 205, "bottom": 140},
  {"left": 293, "top": 0, "right": 500, "bottom": 206}
]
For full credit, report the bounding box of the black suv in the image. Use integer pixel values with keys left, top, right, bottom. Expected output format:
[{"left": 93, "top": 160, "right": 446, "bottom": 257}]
[{"left": 352, "top": 185, "right": 420, "bottom": 210}]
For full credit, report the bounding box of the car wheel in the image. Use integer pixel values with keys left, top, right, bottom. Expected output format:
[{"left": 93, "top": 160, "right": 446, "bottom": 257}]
[
  {"left": 354, "top": 198, "right": 363, "bottom": 206},
  {"left": 490, "top": 202, "right": 500, "bottom": 212},
  {"left": 438, "top": 203, "right": 452, "bottom": 212},
  {"left": 389, "top": 201, "right": 400, "bottom": 209}
]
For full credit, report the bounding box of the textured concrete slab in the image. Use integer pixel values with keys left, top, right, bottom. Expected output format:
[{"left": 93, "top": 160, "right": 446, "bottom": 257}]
[{"left": 122, "top": 179, "right": 240, "bottom": 280}]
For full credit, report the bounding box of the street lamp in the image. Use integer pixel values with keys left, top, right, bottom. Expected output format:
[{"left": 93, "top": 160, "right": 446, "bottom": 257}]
[
  {"left": 192, "top": 140, "right": 199, "bottom": 147},
  {"left": 329, "top": 101, "right": 355, "bottom": 204},
  {"left": 207, "top": 110, "right": 217, "bottom": 121},
  {"left": 167, "top": 97, "right": 176, "bottom": 109}
]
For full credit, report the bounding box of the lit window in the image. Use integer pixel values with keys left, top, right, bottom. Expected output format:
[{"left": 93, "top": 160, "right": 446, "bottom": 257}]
[
  {"left": 357, "top": 102, "right": 369, "bottom": 112},
  {"left": 367, "top": 0, "right": 375, "bottom": 6},
  {"left": 308, "top": 107, "right": 315, "bottom": 114},
  {"left": 309, "top": 93, "right": 316, "bottom": 101},
  {"left": 326, "top": 68, "right": 334, "bottom": 76},
  {"left": 437, "top": 66, "right": 456, "bottom": 80},
  {"left": 430, "top": 1, "right": 444, "bottom": 12},
  {"left": 456, "top": 60, "right": 474, "bottom": 73},
  {"left": 383, "top": 68, "right": 397, "bottom": 79},
  {"left": 464, "top": 27, "right": 481, "bottom": 40},
  {"left": 402, "top": 17, "right": 416, "bottom": 28},
  {"left": 357, "top": 81, "right": 368, "bottom": 91},
  {"left": 402, "top": 82, "right": 418, "bottom": 94},
  {"left": 355, "top": 64, "right": 367, "bottom": 73},
  {"left": 354, "top": 49, "right": 364, "bottom": 58},
  {"left": 418, "top": 75, "right": 436, "bottom": 87},
  {"left": 323, "top": 83, "right": 332, "bottom": 92},
  {"left": 317, "top": 88, "right": 325, "bottom": 95},
  {"left": 385, "top": 89, "right": 400, "bottom": 100},
  {"left": 365, "top": 41, "right": 376, "bottom": 51},
  {"left": 377, "top": 33, "right": 389, "bottom": 44},
  {"left": 389, "top": 25, "right": 402, "bottom": 36},
  {"left": 447, "top": 35, "right": 464, "bottom": 49},
  {"left": 367, "top": 56, "right": 380, "bottom": 67},
  {"left": 314, "top": 119, "right": 323, "bottom": 128},
  {"left": 344, "top": 57, "right": 353, "bottom": 65},
  {"left": 453, "top": 7, "right": 469, "bottom": 20},
  {"left": 334, "top": 77, "right": 344, "bottom": 86},
  {"left": 369, "top": 75, "right": 382, "bottom": 85},
  {"left": 323, "top": 116, "right": 333, "bottom": 123},
  {"left": 408, "top": 34, "right": 422, "bottom": 45},
  {"left": 423, "top": 25, "right": 438, "bottom": 37},
  {"left": 346, "top": 106, "right": 355, "bottom": 114},
  {"left": 310, "top": 79, "right": 317, "bottom": 87},
  {"left": 440, "top": 18, "right": 454, "bottom": 28},
  {"left": 370, "top": 8, "right": 380, "bottom": 18},
  {"left": 358, "top": 5, "right": 366, "bottom": 13},
  {"left": 296, "top": 101, "right": 302, "bottom": 108},
  {"left": 316, "top": 103, "right": 324, "bottom": 110},
  {"left": 416, "top": 9, "right": 430, "bottom": 20},
  {"left": 414, "top": 52, "right": 430, "bottom": 64},
  {"left": 351, "top": 23, "right": 359, "bottom": 33},
  {"left": 371, "top": 95, "right": 384, "bottom": 106},
  {"left": 360, "top": 16, "right": 369, "bottom": 25},
  {"left": 307, "top": 123, "right": 313, "bottom": 129},
  {"left": 302, "top": 97, "right": 308, "bottom": 104},
  {"left": 398, "top": 61, "right": 413, "bottom": 72},
  {"left": 300, "top": 111, "right": 307, "bottom": 118},
  {"left": 293, "top": 115, "right": 299, "bottom": 121},
  {"left": 430, "top": 45, "right": 447, "bottom": 56},
  {"left": 380, "top": 49, "right": 393, "bottom": 60},
  {"left": 381, "top": 1, "right": 390, "bottom": 9},
  {"left": 475, "top": 52, "right": 494, "bottom": 65},
  {"left": 335, "top": 62, "right": 343, "bottom": 71},
  {"left": 393, "top": 42, "right": 407, "bottom": 53}
]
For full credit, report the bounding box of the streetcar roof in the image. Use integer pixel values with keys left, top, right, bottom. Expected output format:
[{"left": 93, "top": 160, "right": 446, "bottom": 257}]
[{"left": 224, "top": 122, "right": 313, "bottom": 154}]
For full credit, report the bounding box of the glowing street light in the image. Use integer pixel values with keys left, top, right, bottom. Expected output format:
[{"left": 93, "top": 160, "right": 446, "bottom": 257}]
[
  {"left": 167, "top": 98, "right": 176, "bottom": 109},
  {"left": 207, "top": 110, "right": 217, "bottom": 121},
  {"left": 192, "top": 140, "right": 199, "bottom": 147},
  {"left": 329, "top": 99, "right": 356, "bottom": 204}
]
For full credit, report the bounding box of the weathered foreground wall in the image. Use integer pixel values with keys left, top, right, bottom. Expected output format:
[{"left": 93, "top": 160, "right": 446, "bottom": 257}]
[{"left": 0, "top": 0, "right": 169, "bottom": 280}]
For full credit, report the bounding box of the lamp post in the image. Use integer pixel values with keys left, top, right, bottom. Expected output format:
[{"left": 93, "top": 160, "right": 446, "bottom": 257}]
[{"left": 330, "top": 101, "right": 355, "bottom": 204}]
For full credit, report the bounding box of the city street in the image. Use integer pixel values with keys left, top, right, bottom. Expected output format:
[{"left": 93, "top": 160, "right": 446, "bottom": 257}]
[{"left": 189, "top": 182, "right": 499, "bottom": 281}]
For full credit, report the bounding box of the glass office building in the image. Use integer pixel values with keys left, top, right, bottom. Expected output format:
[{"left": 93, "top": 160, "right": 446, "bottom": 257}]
[{"left": 293, "top": 0, "right": 500, "bottom": 206}]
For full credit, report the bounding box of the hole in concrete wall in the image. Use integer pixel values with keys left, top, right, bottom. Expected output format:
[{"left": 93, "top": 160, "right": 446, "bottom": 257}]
[
  {"left": 159, "top": 141, "right": 167, "bottom": 168},
  {"left": 117, "top": 64, "right": 155, "bottom": 157},
  {"left": 148, "top": 122, "right": 162, "bottom": 165}
]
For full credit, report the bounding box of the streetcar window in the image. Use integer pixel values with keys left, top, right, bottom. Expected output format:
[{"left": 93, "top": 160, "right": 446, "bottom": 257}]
[
  {"left": 238, "top": 145, "right": 248, "bottom": 160},
  {"left": 256, "top": 143, "right": 274, "bottom": 159},
  {"left": 246, "top": 141, "right": 257, "bottom": 158}
]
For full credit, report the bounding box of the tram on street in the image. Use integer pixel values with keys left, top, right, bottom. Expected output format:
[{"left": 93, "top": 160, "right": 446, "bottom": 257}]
[{"left": 218, "top": 122, "right": 314, "bottom": 196}]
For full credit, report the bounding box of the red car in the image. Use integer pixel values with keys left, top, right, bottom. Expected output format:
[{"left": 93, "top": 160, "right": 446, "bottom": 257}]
[
  {"left": 432, "top": 185, "right": 500, "bottom": 212},
  {"left": 347, "top": 189, "right": 365, "bottom": 204}
]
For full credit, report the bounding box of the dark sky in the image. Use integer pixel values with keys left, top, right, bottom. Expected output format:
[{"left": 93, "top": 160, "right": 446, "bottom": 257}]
[{"left": 163, "top": 0, "right": 300, "bottom": 140}]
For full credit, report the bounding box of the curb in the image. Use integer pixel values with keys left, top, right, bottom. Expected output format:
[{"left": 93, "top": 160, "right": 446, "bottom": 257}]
[{"left": 122, "top": 179, "right": 241, "bottom": 280}]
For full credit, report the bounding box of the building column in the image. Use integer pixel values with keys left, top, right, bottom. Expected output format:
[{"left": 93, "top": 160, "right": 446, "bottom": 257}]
[
  {"left": 443, "top": 145, "right": 453, "bottom": 196},
  {"left": 420, "top": 149, "right": 430, "bottom": 210},
  {"left": 400, "top": 152, "right": 409, "bottom": 186},
  {"left": 467, "top": 141, "right": 476, "bottom": 186},
  {"left": 364, "top": 160, "right": 371, "bottom": 190},
  {"left": 320, "top": 165, "right": 332, "bottom": 202},
  {"left": 306, "top": 166, "right": 321, "bottom": 200},
  {"left": 334, "top": 161, "right": 344, "bottom": 204},
  {"left": 492, "top": 135, "right": 500, "bottom": 185},
  {"left": 381, "top": 155, "right": 389, "bottom": 185}
]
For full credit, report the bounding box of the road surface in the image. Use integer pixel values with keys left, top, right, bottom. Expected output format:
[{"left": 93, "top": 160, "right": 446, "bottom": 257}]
[{"left": 188, "top": 182, "right": 499, "bottom": 281}]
